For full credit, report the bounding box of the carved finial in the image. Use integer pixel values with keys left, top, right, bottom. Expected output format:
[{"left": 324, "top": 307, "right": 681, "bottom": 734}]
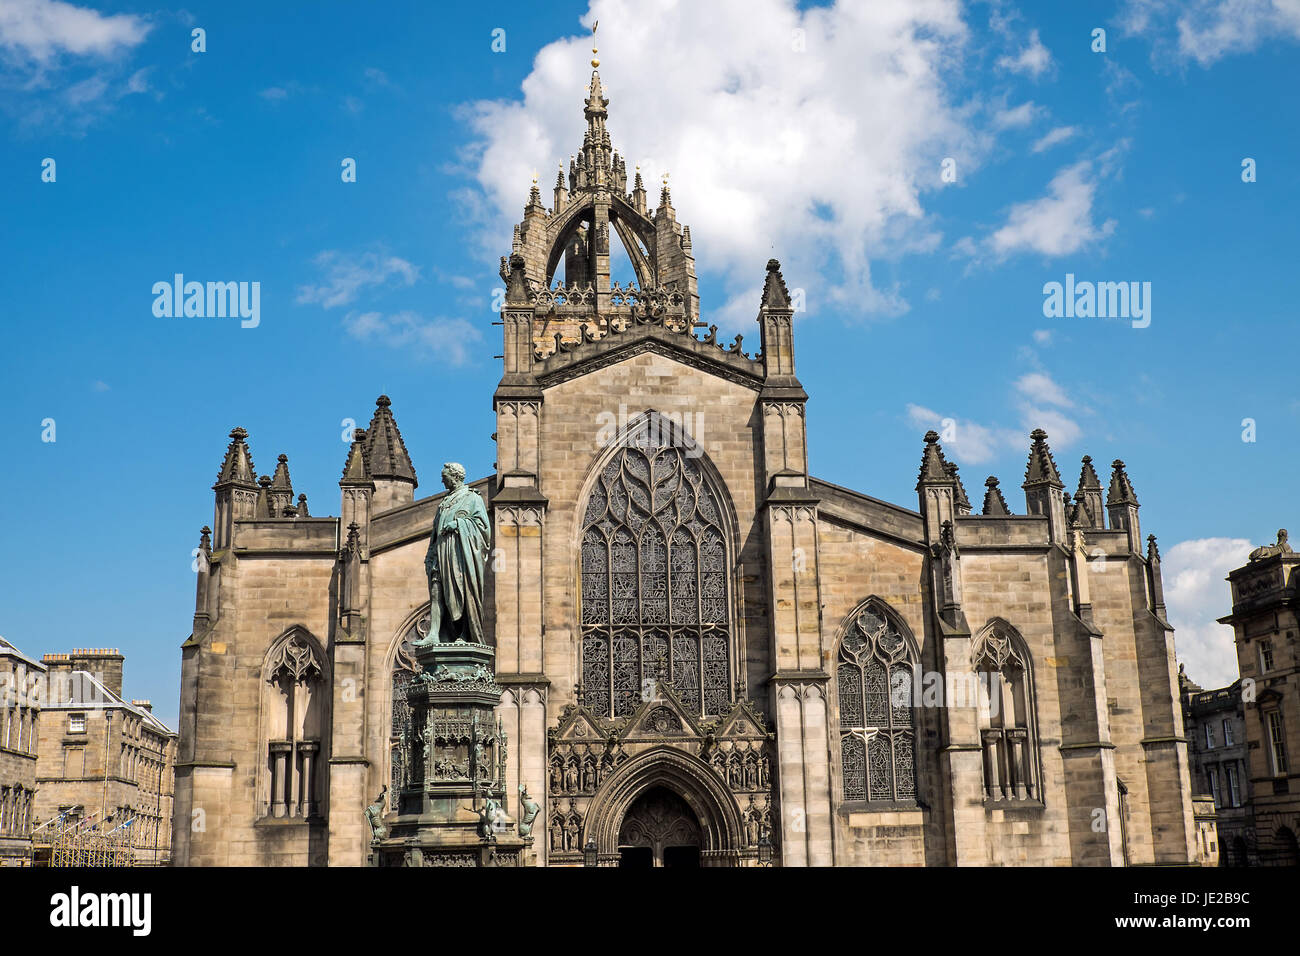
[
  {"left": 1106, "top": 459, "right": 1139, "bottom": 506},
  {"left": 982, "top": 476, "right": 1011, "bottom": 516},
  {"left": 1023, "top": 428, "right": 1063, "bottom": 487},
  {"left": 591, "top": 19, "right": 600, "bottom": 68}
]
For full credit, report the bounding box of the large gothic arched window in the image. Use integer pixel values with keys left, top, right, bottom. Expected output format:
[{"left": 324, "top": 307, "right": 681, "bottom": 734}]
[
  {"left": 580, "top": 423, "right": 732, "bottom": 718},
  {"left": 837, "top": 602, "right": 917, "bottom": 804}
]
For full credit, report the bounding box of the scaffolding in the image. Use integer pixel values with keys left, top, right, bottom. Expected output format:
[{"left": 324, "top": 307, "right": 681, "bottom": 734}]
[{"left": 31, "top": 811, "right": 136, "bottom": 867}]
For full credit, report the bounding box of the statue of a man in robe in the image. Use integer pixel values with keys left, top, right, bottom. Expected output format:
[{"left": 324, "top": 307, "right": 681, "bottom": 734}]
[{"left": 415, "top": 462, "right": 490, "bottom": 645}]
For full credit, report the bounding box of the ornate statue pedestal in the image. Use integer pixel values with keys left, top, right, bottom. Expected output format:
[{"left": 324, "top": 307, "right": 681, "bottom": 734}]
[{"left": 370, "top": 641, "right": 528, "bottom": 867}]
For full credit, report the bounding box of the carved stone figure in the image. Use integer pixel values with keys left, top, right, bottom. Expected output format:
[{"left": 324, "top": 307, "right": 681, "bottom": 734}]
[
  {"left": 415, "top": 462, "right": 490, "bottom": 646},
  {"left": 1249, "top": 529, "right": 1293, "bottom": 562},
  {"left": 518, "top": 785, "right": 541, "bottom": 840},
  {"left": 364, "top": 787, "right": 388, "bottom": 843}
]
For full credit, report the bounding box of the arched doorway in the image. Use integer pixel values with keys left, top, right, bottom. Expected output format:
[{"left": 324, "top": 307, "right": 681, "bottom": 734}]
[
  {"left": 583, "top": 745, "right": 746, "bottom": 866},
  {"left": 617, "top": 787, "right": 701, "bottom": 867}
]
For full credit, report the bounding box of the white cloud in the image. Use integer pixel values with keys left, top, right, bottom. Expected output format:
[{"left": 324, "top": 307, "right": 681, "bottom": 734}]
[
  {"left": 1014, "top": 371, "right": 1081, "bottom": 449},
  {"left": 1032, "top": 329, "right": 1053, "bottom": 345},
  {"left": 1031, "top": 125, "right": 1076, "bottom": 153},
  {"left": 996, "top": 28, "right": 1052, "bottom": 78},
  {"left": 991, "top": 99, "right": 1043, "bottom": 129},
  {"left": 1165, "top": 537, "right": 1252, "bottom": 687},
  {"left": 0, "top": 0, "right": 150, "bottom": 65},
  {"left": 906, "top": 369, "right": 1084, "bottom": 466},
  {"left": 1018, "top": 404, "right": 1081, "bottom": 448},
  {"left": 259, "top": 86, "right": 290, "bottom": 101},
  {"left": 1121, "top": 0, "right": 1300, "bottom": 65},
  {"left": 297, "top": 250, "right": 420, "bottom": 309},
  {"left": 460, "top": 0, "right": 985, "bottom": 326},
  {"left": 905, "top": 403, "right": 1023, "bottom": 465},
  {"left": 344, "top": 311, "right": 482, "bottom": 366},
  {"left": 124, "top": 66, "right": 148, "bottom": 95},
  {"left": 1015, "top": 371, "right": 1073, "bottom": 408},
  {"left": 985, "top": 160, "right": 1118, "bottom": 259}
]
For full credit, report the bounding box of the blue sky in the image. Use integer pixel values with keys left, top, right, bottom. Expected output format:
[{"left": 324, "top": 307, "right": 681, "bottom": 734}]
[{"left": 2, "top": 0, "right": 1298, "bottom": 724}]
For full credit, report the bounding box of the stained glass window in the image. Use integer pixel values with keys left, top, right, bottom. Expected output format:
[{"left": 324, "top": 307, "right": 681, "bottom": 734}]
[
  {"left": 580, "top": 425, "right": 732, "bottom": 717},
  {"left": 837, "top": 603, "right": 916, "bottom": 803}
]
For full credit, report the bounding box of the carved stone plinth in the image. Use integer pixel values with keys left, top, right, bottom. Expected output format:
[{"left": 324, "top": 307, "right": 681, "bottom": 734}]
[{"left": 370, "top": 641, "right": 526, "bottom": 866}]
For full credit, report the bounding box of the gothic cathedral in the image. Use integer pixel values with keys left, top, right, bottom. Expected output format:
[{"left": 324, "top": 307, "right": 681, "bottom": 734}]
[{"left": 172, "top": 66, "right": 1199, "bottom": 867}]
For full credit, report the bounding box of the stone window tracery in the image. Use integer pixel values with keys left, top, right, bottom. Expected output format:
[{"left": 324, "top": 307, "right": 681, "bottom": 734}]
[
  {"left": 836, "top": 602, "right": 917, "bottom": 804},
  {"left": 973, "top": 621, "right": 1041, "bottom": 802},
  {"left": 262, "top": 630, "right": 326, "bottom": 819},
  {"left": 579, "top": 425, "right": 732, "bottom": 718}
]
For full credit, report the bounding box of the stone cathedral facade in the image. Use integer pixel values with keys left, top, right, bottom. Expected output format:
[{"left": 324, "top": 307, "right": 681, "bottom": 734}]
[{"left": 172, "top": 68, "right": 1199, "bottom": 867}]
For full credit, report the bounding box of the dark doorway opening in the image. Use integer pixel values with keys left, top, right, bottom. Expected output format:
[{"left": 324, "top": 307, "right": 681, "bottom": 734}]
[
  {"left": 618, "top": 846, "right": 653, "bottom": 867},
  {"left": 616, "top": 786, "right": 702, "bottom": 868},
  {"left": 662, "top": 845, "right": 700, "bottom": 867}
]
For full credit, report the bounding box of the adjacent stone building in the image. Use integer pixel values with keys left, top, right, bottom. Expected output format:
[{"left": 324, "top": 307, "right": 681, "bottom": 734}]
[
  {"left": 172, "top": 65, "right": 1199, "bottom": 867},
  {"left": 0, "top": 637, "right": 44, "bottom": 865},
  {"left": 1217, "top": 532, "right": 1300, "bottom": 865},
  {"left": 33, "top": 649, "right": 177, "bottom": 865},
  {"left": 1179, "top": 668, "right": 1252, "bottom": 865}
]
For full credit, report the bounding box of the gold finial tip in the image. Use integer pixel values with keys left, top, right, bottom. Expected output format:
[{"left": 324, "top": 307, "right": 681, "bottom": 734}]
[{"left": 591, "top": 58, "right": 600, "bottom": 68}]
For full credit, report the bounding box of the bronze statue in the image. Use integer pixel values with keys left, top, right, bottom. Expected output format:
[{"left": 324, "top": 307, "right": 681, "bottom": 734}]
[
  {"left": 415, "top": 462, "right": 490, "bottom": 646},
  {"left": 469, "top": 794, "right": 500, "bottom": 841},
  {"left": 518, "top": 785, "right": 541, "bottom": 840},
  {"left": 364, "top": 787, "right": 388, "bottom": 843}
]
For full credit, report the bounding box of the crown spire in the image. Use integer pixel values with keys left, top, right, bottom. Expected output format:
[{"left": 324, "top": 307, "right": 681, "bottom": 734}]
[{"left": 584, "top": 21, "right": 607, "bottom": 119}]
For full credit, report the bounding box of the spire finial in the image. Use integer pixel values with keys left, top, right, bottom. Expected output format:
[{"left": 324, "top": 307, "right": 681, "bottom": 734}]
[{"left": 591, "top": 19, "right": 599, "bottom": 68}]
